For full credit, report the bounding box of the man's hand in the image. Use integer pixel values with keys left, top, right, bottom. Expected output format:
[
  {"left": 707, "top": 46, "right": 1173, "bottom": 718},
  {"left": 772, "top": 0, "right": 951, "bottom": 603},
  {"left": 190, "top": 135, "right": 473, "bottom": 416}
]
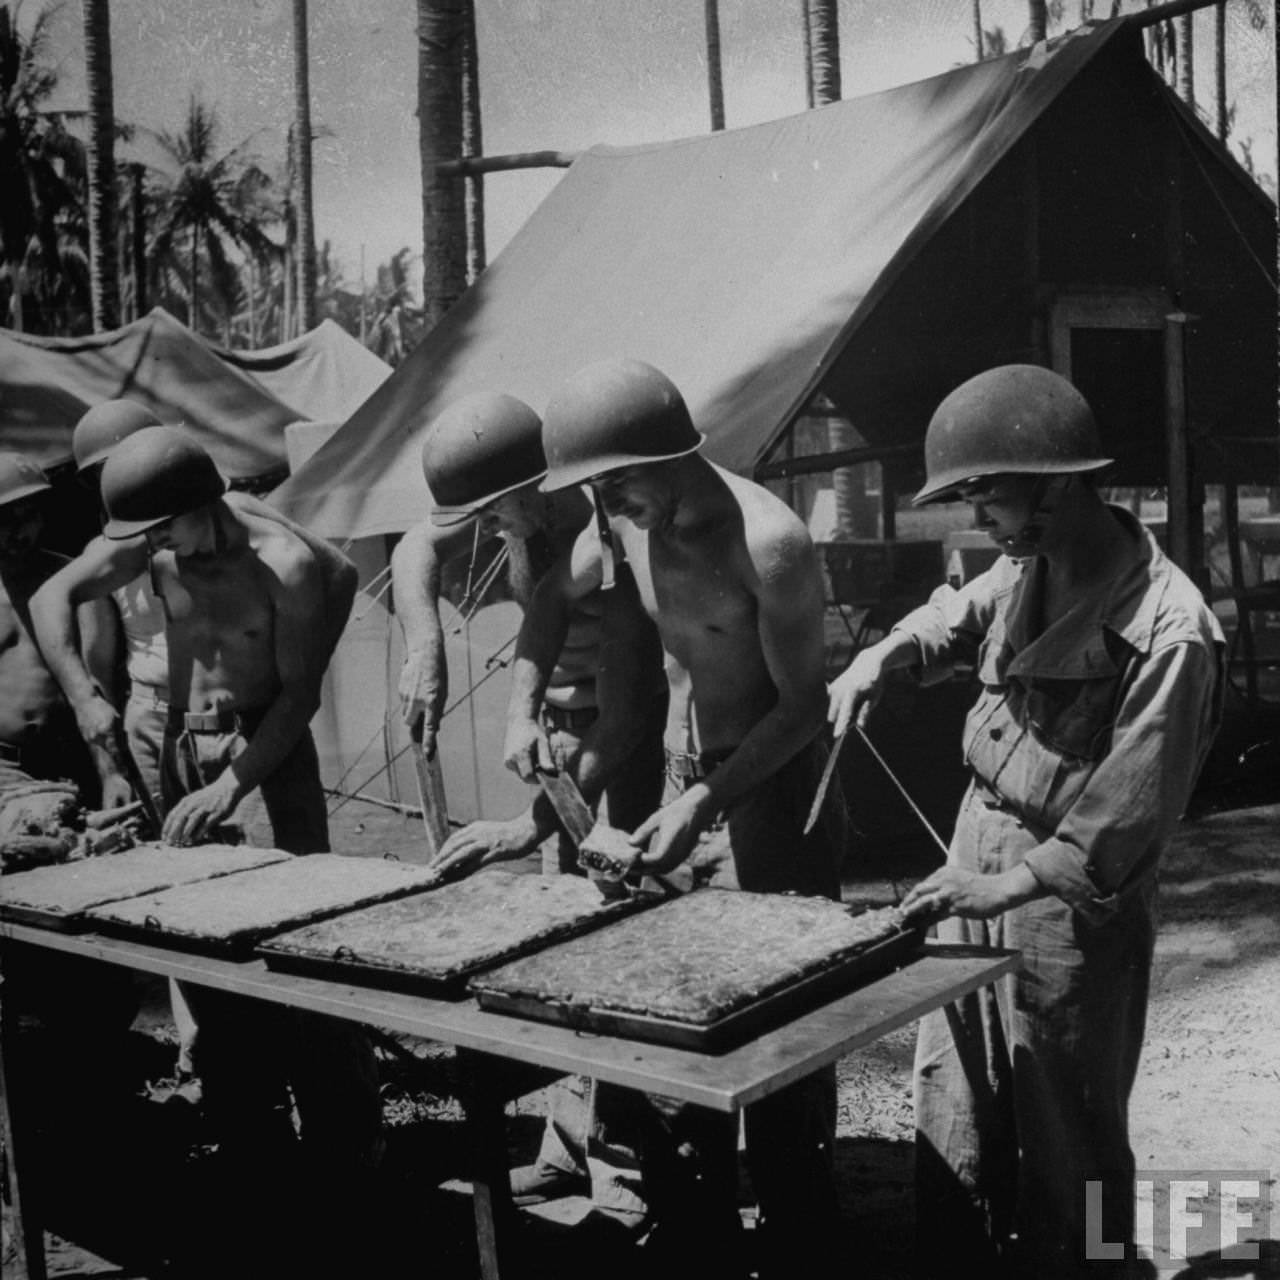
[
  {"left": 398, "top": 649, "right": 440, "bottom": 752},
  {"left": 76, "top": 693, "right": 123, "bottom": 751},
  {"left": 827, "top": 647, "right": 890, "bottom": 737},
  {"left": 99, "top": 770, "right": 136, "bottom": 811},
  {"left": 503, "top": 716, "right": 552, "bottom": 782},
  {"left": 161, "top": 774, "right": 240, "bottom": 847},
  {"left": 899, "top": 864, "right": 1041, "bottom": 924},
  {"left": 631, "top": 784, "right": 716, "bottom": 876},
  {"left": 428, "top": 813, "right": 541, "bottom": 879}
]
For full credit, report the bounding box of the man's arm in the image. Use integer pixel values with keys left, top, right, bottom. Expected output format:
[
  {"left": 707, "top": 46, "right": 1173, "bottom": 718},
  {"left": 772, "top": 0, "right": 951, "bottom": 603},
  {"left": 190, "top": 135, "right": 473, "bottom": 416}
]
[
  {"left": 633, "top": 511, "right": 829, "bottom": 875},
  {"left": 429, "top": 528, "right": 609, "bottom": 877},
  {"left": 161, "top": 534, "right": 330, "bottom": 845},
  {"left": 388, "top": 519, "right": 476, "bottom": 757},
  {"left": 234, "top": 492, "right": 357, "bottom": 668},
  {"left": 30, "top": 537, "right": 151, "bottom": 804}
]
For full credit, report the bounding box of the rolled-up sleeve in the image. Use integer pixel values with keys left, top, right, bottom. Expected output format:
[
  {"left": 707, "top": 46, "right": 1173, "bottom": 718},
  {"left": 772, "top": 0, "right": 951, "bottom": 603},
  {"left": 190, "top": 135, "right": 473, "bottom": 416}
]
[{"left": 1022, "top": 638, "right": 1222, "bottom": 923}]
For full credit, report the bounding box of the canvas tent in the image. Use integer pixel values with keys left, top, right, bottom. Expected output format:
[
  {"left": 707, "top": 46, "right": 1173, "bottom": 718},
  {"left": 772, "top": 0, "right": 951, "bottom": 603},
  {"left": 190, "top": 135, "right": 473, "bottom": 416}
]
[
  {"left": 0, "top": 307, "right": 296, "bottom": 481},
  {"left": 272, "top": 16, "right": 1277, "bottom": 551}
]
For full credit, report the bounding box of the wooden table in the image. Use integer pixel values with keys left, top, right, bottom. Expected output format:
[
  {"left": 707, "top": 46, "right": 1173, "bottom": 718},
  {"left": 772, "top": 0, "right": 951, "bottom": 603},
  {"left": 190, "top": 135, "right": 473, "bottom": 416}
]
[{"left": 1, "top": 921, "right": 1017, "bottom": 1279}]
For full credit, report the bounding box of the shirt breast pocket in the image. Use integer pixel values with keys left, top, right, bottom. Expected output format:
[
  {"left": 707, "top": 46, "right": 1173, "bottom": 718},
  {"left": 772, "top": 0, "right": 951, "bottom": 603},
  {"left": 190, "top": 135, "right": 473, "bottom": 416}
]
[{"left": 1025, "top": 676, "right": 1121, "bottom": 762}]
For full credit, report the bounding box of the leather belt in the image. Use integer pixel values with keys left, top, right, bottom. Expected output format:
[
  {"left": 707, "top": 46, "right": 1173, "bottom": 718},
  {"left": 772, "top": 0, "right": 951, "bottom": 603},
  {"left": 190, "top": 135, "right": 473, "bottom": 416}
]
[
  {"left": 665, "top": 747, "right": 734, "bottom": 783},
  {"left": 541, "top": 704, "right": 598, "bottom": 733}
]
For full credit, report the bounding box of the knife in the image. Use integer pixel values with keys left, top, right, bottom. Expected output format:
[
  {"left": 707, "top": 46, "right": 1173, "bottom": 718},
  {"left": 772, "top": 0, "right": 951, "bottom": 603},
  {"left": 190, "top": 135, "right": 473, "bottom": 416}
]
[
  {"left": 410, "top": 717, "right": 451, "bottom": 858},
  {"left": 803, "top": 723, "right": 849, "bottom": 835},
  {"left": 536, "top": 767, "right": 595, "bottom": 848}
]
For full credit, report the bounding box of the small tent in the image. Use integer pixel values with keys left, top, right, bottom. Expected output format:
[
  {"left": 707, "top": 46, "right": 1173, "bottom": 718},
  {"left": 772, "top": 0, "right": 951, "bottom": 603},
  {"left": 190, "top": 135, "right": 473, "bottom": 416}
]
[{"left": 0, "top": 307, "right": 296, "bottom": 482}]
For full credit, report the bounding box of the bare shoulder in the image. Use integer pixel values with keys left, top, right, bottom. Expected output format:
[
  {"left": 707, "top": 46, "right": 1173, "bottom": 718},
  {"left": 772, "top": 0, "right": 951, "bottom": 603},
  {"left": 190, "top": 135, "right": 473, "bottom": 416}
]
[
  {"left": 240, "top": 506, "right": 317, "bottom": 588},
  {"left": 720, "top": 469, "right": 816, "bottom": 577}
]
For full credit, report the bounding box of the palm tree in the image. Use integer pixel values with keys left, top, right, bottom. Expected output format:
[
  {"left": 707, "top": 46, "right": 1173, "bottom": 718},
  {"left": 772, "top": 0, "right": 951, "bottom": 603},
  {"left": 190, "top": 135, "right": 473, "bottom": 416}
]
[
  {"left": 705, "top": 0, "right": 725, "bottom": 130},
  {"left": 1177, "top": 11, "right": 1194, "bottom": 106},
  {"left": 806, "top": 0, "right": 841, "bottom": 103},
  {"left": 292, "top": 0, "right": 316, "bottom": 332},
  {"left": 0, "top": 2, "right": 90, "bottom": 333},
  {"left": 147, "top": 96, "right": 280, "bottom": 339},
  {"left": 82, "top": 0, "right": 119, "bottom": 331},
  {"left": 1027, "top": 0, "right": 1048, "bottom": 43},
  {"left": 417, "top": 0, "right": 467, "bottom": 331},
  {"left": 460, "top": 0, "right": 484, "bottom": 282}
]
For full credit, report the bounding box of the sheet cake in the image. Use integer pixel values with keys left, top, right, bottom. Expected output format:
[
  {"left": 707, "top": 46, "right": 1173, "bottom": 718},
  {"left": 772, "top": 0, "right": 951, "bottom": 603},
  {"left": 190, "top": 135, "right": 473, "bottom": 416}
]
[
  {"left": 83, "top": 853, "right": 443, "bottom": 952},
  {"left": 0, "top": 843, "right": 293, "bottom": 929},
  {"left": 259, "top": 868, "right": 649, "bottom": 990}
]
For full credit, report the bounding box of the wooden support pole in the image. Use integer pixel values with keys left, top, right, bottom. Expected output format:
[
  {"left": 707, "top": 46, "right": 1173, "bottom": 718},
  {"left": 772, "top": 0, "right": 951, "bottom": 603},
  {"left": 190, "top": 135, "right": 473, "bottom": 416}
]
[
  {"left": 1163, "top": 312, "right": 1195, "bottom": 577},
  {"left": 437, "top": 151, "right": 576, "bottom": 179}
]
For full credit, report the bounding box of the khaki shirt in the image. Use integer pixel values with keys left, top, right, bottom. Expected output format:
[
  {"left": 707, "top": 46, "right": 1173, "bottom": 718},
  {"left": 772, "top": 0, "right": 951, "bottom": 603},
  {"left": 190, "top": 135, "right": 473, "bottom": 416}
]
[{"left": 895, "top": 509, "right": 1224, "bottom": 923}]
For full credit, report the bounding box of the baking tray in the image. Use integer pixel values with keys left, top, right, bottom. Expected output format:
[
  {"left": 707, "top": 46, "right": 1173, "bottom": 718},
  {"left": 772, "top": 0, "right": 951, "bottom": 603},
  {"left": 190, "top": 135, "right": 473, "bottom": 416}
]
[
  {"left": 468, "top": 890, "right": 921, "bottom": 1049},
  {"left": 258, "top": 869, "right": 658, "bottom": 997},
  {"left": 82, "top": 854, "right": 444, "bottom": 956},
  {"left": 0, "top": 843, "right": 293, "bottom": 932}
]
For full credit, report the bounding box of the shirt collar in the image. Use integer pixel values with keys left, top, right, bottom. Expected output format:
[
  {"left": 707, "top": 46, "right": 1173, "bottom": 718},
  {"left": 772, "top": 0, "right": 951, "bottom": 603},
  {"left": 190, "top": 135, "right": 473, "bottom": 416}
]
[{"left": 1004, "top": 506, "right": 1164, "bottom": 679}]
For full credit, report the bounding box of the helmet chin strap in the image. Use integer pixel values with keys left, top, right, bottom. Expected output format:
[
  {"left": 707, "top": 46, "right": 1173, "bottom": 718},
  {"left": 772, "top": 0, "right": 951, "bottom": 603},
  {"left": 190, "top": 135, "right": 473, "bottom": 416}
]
[
  {"left": 592, "top": 488, "right": 616, "bottom": 590},
  {"left": 1014, "top": 474, "right": 1070, "bottom": 548}
]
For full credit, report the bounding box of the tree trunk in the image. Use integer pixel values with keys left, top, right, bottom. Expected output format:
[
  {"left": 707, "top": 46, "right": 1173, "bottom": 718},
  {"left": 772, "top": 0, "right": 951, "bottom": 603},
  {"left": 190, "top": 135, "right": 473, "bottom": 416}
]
[
  {"left": 1177, "top": 13, "right": 1194, "bottom": 106},
  {"left": 83, "top": 0, "right": 120, "bottom": 331},
  {"left": 806, "top": 0, "right": 840, "bottom": 104},
  {"left": 461, "top": 0, "right": 485, "bottom": 283},
  {"left": 417, "top": 0, "right": 468, "bottom": 331},
  {"left": 1027, "top": 0, "right": 1048, "bottom": 44},
  {"left": 189, "top": 226, "right": 198, "bottom": 331},
  {"left": 130, "top": 163, "right": 147, "bottom": 318},
  {"left": 800, "top": 0, "right": 814, "bottom": 108},
  {"left": 973, "top": 0, "right": 984, "bottom": 61},
  {"left": 1214, "top": 1, "right": 1226, "bottom": 140},
  {"left": 293, "top": 0, "right": 317, "bottom": 332},
  {"left": 705, "top": 0, "right": 725, "bottom": 131}
]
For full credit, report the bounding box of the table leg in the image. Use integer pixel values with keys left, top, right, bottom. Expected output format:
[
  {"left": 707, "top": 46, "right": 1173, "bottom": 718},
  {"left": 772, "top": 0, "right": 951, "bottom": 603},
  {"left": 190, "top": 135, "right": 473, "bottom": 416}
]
[
  {"left": 0, "top": 976, "right": 48, "bottom": 1280},
  {"left": 455, "top": 1048, "right": 520, "bottom": 1280}
]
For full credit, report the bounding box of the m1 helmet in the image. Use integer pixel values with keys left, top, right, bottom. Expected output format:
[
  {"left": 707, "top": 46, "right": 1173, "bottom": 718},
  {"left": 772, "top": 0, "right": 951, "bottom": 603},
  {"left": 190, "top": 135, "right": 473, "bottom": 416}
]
[
  {"left": 101, "top": 426, "right": 226, "bottom": 539},
  {"left": 72, "top": 399, "right": 163, "bottom": 473},
  {"left": 913, "top": 364, "right": 1112, "bottom": 506},
  {"left": 0, "top": 452, "right": 51, "bottom": 508},
  {"left": 421, "top": 393, "right": 545, "bottom": 527},
  {"left": 540, "top": 358, "right": 704, "bottom": 493}
]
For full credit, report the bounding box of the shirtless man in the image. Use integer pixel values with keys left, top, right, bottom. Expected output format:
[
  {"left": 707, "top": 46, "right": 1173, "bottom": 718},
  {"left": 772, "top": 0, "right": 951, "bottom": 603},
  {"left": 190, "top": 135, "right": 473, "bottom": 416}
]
[
  {"left": 393, "top": 390, "right": 664, "bottom": 878},
  {"left": 0, "top": 452, "right": 106, "bottom": 804},
  {"left": 85, "top": 426, "right": 382, "bottom": 1204},
  {"left": 515, "top": 358, "right": 847, "bottom": 1277},
  {"left": 392, "top": 392, "right": 663, "bottom": 1217},
  {"left": 33, "top": 400, "right": 359, "bottom": 840}
]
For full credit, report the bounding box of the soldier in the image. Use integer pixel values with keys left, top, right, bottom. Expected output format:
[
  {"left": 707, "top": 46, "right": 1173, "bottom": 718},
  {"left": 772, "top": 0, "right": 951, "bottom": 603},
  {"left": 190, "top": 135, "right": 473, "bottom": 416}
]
[
  {"left": 827, "top": 365, "right": 1224, "bottom": 1278},
  {"left": 83, "top": 427, "right": 383, "bottom": 1215},
  {"left": 514, "top": 358, "right": 848, "bottom": 1278},
  {"left": 392, "top": 392, "right": 665, "bottom": 1220}
]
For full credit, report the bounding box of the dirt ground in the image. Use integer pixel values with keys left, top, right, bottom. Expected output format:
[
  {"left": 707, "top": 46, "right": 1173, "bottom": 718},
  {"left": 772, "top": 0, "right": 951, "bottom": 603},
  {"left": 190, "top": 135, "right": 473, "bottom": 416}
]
[{"left": 5, "top": 798, "right": 1278, "bottom": 1279}]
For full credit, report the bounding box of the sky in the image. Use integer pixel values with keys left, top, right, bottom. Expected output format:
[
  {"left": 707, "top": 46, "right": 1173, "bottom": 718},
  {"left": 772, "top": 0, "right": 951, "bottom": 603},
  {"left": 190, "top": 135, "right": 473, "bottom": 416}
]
[{"left": 31, "top": 0, "right": 1278, "bottom": 288}]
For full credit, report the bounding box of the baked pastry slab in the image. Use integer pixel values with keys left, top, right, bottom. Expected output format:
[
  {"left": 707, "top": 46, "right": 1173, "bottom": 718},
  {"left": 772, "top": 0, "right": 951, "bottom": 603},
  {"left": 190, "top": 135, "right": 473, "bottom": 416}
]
[
  {"left": 82, "top": 854, "right": 444, "bottom": 955},
  {"left": 469, "top": 888, "right": 921, "bottom": 1051},
  {"left": 259, "top": 868, "right": 654, "bottom": 995},
  {"left": 0, "top": 843, "right": 294, "bottom": 931}
]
